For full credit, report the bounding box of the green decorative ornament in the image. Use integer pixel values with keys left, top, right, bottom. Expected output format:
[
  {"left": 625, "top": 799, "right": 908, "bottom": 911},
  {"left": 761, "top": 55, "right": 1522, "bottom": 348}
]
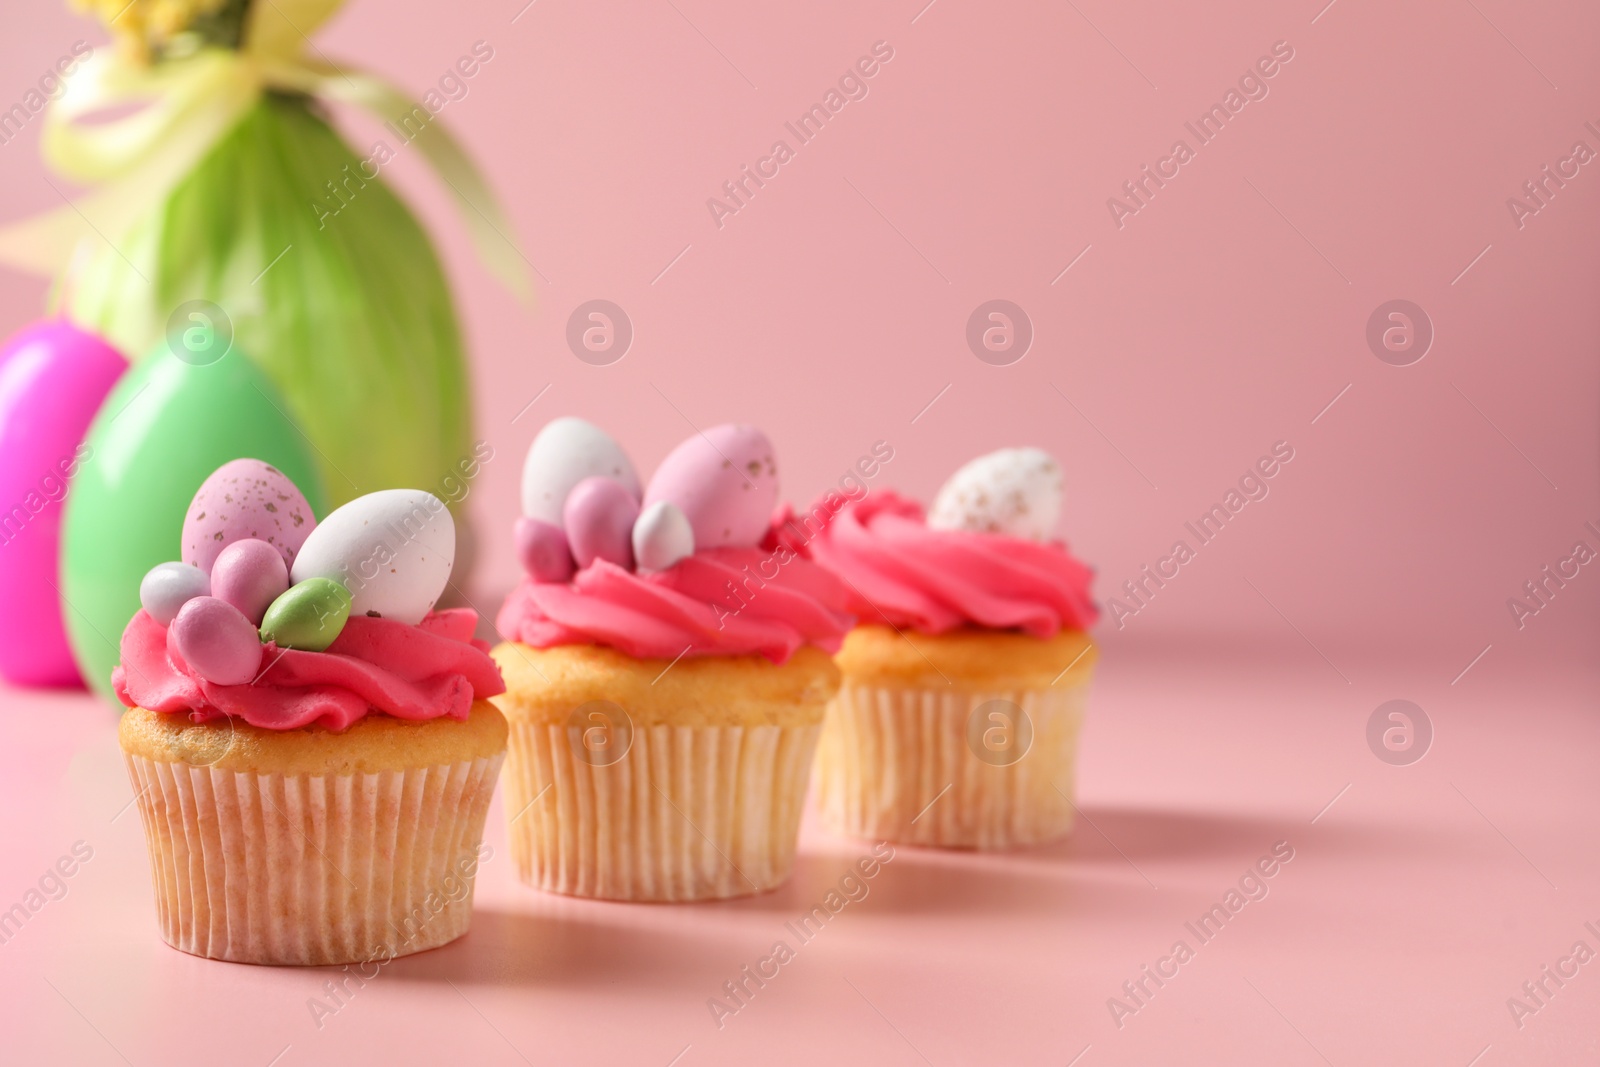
[
  {"left": 0, "top": 1, "right": 530, "bottom": 635},
  {"left": 63, "top": 93, "right": 474, "bottom": 511},
  {"left": 260, "top": 577, "right": 352, "bottom": 652},
  {"left": 61, "top": 345, "right": 327, "bottom": 703}
]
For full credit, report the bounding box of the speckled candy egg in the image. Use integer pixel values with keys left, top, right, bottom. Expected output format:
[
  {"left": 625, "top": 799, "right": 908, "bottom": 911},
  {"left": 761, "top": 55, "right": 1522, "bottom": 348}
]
[
  {"left": 290, "top": 489, "right": 454, "bottom": 625},
  {"left": 181, "top": 459, "right": 316, "bottom": 573},
  {"left": 642, "top": 424, "right": 778, "bottom": 549},
  {"left": 927, "top": 447, "right": 1063, "bottom": 542},
  {"left": 520, "top": 417, "right": 640, "bottom": 526}
]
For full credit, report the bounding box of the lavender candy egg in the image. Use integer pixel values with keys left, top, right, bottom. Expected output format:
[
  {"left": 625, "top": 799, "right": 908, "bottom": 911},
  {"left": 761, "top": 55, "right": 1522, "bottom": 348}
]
[
  {"left": 182, "top": 458, "right": 316, "bottom": 574},
  {"left": 170, "top": 596, "right": 263, "bottom": 686},
  {"left": 564, "top": 476, "right": 640, "bottom": 569},
  {"left": 643, "top": 424, "right": 778, "bottom": 549},
  {"left": 210, "top": 538, "right": 291, "bottom": 625},
  {"left": 139, "top": 562, "right": 211, "bottom": 626},
  {"left": 632, "top": 500, "right": 694, "bottom": 573},
  {"left": 515, "top": 517, "right": 575, "bottom": 583}
]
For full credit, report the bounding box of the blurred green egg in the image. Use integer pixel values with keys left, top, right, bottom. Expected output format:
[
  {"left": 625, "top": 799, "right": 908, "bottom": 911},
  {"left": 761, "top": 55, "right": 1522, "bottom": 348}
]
[{"left": 61, "top": 342, "right": 327, "bottom": 705}]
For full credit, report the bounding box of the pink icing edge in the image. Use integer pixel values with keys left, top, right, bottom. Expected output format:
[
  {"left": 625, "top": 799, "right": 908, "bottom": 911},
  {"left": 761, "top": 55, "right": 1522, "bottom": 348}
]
[
  {"left": 113, "top": 607, "right": 506, "bottom": 732},
  {"left": 495, "top": 546, "right": 855, "bottom": 664},
  {"left": 782, "top": 490, "right": 1099, "bottom": 638}
]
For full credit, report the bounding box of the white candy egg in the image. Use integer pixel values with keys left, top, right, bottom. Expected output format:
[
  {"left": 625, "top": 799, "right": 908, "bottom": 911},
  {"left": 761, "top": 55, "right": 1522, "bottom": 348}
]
[
  {"left": 927, "top": 447, "right": 1063, "bottom": 542},
  {"left": 632, "top": 500, "right": 695, "bottom": 573},
  {"left": 520, "top": 417, "right": 640, "bottom": 525},
  {"left": 289, "top": 489, "right": 455, "bottom": 624}
]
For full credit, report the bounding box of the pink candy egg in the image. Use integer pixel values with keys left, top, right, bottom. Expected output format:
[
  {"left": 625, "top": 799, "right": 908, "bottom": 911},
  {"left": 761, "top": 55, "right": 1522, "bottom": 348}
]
[
  {"left": 643, "top": 424, "right": 779, "bottom": 549},
  {"left": 182, "top": 458, "right": 315, "bottom": 573},
  {"left": 210, "top": 538, "right": 290, "bottom": 625},
  {"left": 515, "top": 516, "right": 575, "bottom": 583},
  {"left": 565, "top": 476, "right": 639, "bottom": 569},
  {"left": 169, "top": 596, "right": 262, "bottom": 686}
]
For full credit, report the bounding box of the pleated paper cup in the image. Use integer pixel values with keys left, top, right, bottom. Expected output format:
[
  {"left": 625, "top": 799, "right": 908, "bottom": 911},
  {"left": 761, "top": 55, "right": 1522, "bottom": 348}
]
[
  {"left": 815, "top": 625, "right": 1097, "bottom": 850},
  {"left": 118, "top": 702, "right": 507, "bottom": 966},
  {"left": 815, "top": 683, "right": 1087, "bottom": 849},
  {"left": 491, "top": 642, "right": 840, "bottom": 902},
  {"left": 502, "top": 721, "right": 820, "bottom": 901}
]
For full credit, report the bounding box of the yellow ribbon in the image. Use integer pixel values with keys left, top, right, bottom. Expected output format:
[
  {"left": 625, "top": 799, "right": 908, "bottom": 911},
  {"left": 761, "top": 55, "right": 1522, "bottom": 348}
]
[{"left": 0, "top": 0, "right": 528, "bottom": 298}]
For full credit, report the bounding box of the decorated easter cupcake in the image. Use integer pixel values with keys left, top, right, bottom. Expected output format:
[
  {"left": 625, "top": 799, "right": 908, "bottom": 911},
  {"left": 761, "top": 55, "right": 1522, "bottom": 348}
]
[
  {"left": 114, "top": 459, "right": 507, "bottom": 965},
  {"left": 789, "top": 448, "right": 1099, "bottom": 850},
  {"left": 493, "top": 418, "right": 852, "bottom": 901}
]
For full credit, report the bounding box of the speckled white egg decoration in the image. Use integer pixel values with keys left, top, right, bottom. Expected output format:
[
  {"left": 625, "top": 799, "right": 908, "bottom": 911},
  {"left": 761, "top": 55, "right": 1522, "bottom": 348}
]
[
  {"left": 289, "top": 489, "right": 454, "bottom": 624},
  {"left": 927, "top": 447, "right": 1063, "bottom": 542},
  {"left": 520, "top": 417, "right": 640, "bottom": 526}
]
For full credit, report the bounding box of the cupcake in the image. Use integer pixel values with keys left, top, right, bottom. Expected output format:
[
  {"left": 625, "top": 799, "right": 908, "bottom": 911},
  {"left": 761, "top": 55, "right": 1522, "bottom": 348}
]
[
  {"left": 493, "top": 418, "right": 852, "bottom": 901},
  {"left": 790, "top": 448, "right": 1099, "bottom": 850},
  {"left": 113, "top": 459, "right": 507, "bottom": 965}
]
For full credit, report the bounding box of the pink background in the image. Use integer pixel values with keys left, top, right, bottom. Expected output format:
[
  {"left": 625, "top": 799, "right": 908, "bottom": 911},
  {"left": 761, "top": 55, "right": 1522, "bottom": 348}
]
[{"left": 2, "top": 1, "right": 1598, "bottom": 1064}]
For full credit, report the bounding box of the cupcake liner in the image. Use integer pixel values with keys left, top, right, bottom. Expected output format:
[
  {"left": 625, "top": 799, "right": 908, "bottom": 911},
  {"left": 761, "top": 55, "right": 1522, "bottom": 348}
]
[
  {"left": 123, "top": 752, "right": 504, "bottom": 965},
  {"left": 503, "top": 722, "right": 821, "bottom": 901},
  {"left": 815, "top": 682, "right": 1088, "bottom": 850}
]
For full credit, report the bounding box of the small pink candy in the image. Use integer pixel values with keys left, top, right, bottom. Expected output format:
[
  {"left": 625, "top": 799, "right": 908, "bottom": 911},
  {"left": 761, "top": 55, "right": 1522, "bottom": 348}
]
[
  {"left": 515, "top": 516, "right": 575, "bottom": 583},
  {"left": 169, "top": 596, "right": 263, "bottom": 686},
  {"left": 564, "top": 476, "right": 639, "bottom": 570},
  {"left": 210, "top": 538, "right": 290, "bottom": 625}
]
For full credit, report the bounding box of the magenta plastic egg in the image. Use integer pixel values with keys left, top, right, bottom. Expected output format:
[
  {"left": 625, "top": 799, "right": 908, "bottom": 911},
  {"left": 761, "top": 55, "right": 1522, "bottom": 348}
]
[
  {"left": 0, "top": 319, "right": 126, "bottom": 687},
  {"left": 182, "top": 458, "right": 315, "bottom": 573},
  {"left": 515, "top": 516, "right": 575, "bottom": 583},
  {"left": 643, "top": 424, "right": 779, "bottom": 549},
  {"left": 564, "top": 476, "right": 639, "bottom": 569},
  {"left": 169, "top": 596, "right": 263, "bottom": 686},
  {"left": 210, "top": 538, "right": 290, "bottom": 625}
]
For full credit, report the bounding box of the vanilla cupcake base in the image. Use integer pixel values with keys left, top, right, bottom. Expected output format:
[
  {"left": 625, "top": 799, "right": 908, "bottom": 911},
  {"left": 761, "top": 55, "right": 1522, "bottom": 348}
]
[
  {"left": 816, "top": 683, "right": 1086, "bottom": 849},
  {"left": 503, "top": 721, "right": 819, "bottom": 900},
  {"left": 815, "top": 626, "right": 1096, "bottom": 851},
  {"left": 492, "top": 643, "right": 839, "bottom": 902},
  {"left": 119, "top": 702, "right": 507, "bottom": 966}
]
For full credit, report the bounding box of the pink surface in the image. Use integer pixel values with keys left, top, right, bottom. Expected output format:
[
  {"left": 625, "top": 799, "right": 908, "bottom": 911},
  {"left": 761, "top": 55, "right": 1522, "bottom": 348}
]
[
  {"left": 1, "top": 0, "right": 1598, "bottom": 1063},
  {"left": 3, "top": 651, "right": 1597, "bottom": 1065}
]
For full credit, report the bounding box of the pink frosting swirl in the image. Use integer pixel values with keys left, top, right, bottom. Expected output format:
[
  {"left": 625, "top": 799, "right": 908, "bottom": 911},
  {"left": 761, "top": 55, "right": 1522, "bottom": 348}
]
[
  {"left": 113, "top": 608, "right": 506, "bottom": 732},
  {"left": 496, "top": 546, "right": 853, "bottom": 663},
  {"left": 787, "top": 491, "right": 1098, "bottom": 637}
]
